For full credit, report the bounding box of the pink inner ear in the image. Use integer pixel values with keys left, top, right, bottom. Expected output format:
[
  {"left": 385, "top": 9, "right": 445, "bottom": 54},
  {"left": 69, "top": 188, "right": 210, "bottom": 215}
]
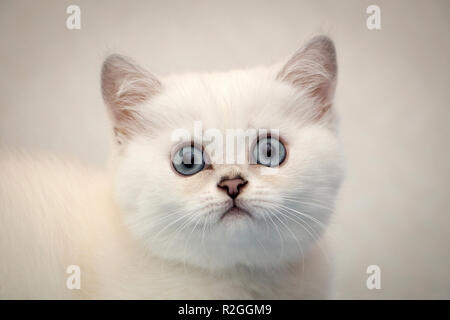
[{"left": 277, "top": 36, "right": 337, "bottom": 108}]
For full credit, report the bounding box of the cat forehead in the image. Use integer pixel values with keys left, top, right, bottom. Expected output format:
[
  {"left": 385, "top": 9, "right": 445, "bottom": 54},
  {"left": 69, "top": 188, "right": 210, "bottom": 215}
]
[{"left": 148, "top": 68, "right": 296, "bottom": 128}]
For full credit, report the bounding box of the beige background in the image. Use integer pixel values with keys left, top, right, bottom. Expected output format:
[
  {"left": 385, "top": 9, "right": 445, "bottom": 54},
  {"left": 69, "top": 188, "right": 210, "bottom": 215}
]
[{"left": 1, "top": 0, "right": 449, "bottom": 298}]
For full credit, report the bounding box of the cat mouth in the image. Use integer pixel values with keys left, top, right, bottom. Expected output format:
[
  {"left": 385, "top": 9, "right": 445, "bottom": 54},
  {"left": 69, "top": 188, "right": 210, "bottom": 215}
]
[{"left": 220, "top": 205, "right": 252, "bottom": 220}]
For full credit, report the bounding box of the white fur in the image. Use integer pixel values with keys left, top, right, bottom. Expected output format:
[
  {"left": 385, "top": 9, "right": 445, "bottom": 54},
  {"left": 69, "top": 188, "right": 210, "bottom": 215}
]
[{"left": 0, "top": 36, "right": 344, "bottom": 299}]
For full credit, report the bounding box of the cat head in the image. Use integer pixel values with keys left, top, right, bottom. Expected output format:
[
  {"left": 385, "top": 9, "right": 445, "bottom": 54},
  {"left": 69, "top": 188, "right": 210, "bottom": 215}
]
[{"left": 101, "top": 36, "right": 343, "bottom": 270}]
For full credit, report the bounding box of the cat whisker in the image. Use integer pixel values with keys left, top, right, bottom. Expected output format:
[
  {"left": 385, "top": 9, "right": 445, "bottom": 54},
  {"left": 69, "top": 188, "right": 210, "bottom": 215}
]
[
  {"left": 151, "top": 208, "right": 195, "bottom": 241},
  {"left": 160, "top": 212, "right": 198, "bottom": 263},
  {"left": 276, "top": 203, "right": 327, "bottom": 229},
  {"left": 247, "top": 198, "right": 326, "bottom": 229},
  {"left": 262, "top": 208, "right": 285, "bottom": 261},
  {"left": 262, "top": 207, "right": 305, "bottom": 275},
  {"left": 267, "top": 204, "right": 320, "bottom": 241},
  {"left": 267, "top": 204, "right": 331, "bottom": 265},
  {"left": 182, "top": 213, "right": 204, "bottom": 270}
]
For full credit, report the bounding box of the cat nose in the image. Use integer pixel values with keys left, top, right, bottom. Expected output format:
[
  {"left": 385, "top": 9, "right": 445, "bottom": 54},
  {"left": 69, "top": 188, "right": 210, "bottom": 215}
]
[{"left": 217, "top": 177, "right": 248, "bottom": 199}]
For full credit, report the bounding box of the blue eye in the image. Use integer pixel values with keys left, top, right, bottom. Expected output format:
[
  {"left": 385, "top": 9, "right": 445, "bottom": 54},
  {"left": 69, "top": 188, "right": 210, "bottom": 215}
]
[
  {"left": 253, "top": 137, "right": 286, "bottom": 167},
  {"left": 172, "top": 145, "right": 205, "bottom": 176}
]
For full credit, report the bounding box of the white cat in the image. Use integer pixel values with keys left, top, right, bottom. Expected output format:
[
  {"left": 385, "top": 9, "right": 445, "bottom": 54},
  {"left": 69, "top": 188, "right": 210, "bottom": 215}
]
[{"left": 0, "top": 35, "right": 343, "bottom": 299}]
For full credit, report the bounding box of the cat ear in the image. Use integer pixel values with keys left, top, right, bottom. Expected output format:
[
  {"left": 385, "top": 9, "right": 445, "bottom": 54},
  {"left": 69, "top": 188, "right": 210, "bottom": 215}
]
[
  {"left": 277, "top": 36, "right": 337, "bottom": 118},
  {"left": 101, "top": 54, "right": 161, "bottom": 143}
]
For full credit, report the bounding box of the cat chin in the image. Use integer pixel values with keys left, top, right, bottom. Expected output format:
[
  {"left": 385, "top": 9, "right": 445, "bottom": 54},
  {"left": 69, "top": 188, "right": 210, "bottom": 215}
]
[
  {"left": 149, "top": 239, "right": 314, "bottom": 272},
  {"left": 129, "top": 216, "right": 318, "bottom": 272}
]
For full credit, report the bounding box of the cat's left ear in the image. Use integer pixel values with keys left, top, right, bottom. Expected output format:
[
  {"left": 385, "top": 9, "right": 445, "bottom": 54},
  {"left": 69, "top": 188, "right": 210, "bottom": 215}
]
[
  {"left": 277, "top": 36, "right": 337, "bottom": 118},
  {"left": 101, "top": 54, "right": 161, "bottom": 143}
]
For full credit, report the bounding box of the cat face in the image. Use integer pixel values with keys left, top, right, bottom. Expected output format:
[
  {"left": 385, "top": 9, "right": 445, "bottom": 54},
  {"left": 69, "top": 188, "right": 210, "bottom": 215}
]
[{"left": 102, "top": 36, "right": 344, "bottom": 270}]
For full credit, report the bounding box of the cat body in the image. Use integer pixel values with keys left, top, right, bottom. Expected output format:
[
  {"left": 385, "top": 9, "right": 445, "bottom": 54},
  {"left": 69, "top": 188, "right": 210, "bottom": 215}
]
[
  {"left": 0, "top": 36, "right": 343, "bottom": 299},
  {"left": 0, "top": 153, "right": 330, "bottom": 299}
]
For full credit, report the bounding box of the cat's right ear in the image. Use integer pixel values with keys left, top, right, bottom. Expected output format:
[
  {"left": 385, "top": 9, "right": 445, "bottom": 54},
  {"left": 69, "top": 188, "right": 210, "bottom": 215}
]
[{"left": 101, "top": 54, "right": 161, "bottom": 143}]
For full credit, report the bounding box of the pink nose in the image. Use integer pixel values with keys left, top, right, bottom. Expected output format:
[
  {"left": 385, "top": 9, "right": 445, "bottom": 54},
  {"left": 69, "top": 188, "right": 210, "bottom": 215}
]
[{"left": 217, "top": 178, "right": 248, "bottom": 199}]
